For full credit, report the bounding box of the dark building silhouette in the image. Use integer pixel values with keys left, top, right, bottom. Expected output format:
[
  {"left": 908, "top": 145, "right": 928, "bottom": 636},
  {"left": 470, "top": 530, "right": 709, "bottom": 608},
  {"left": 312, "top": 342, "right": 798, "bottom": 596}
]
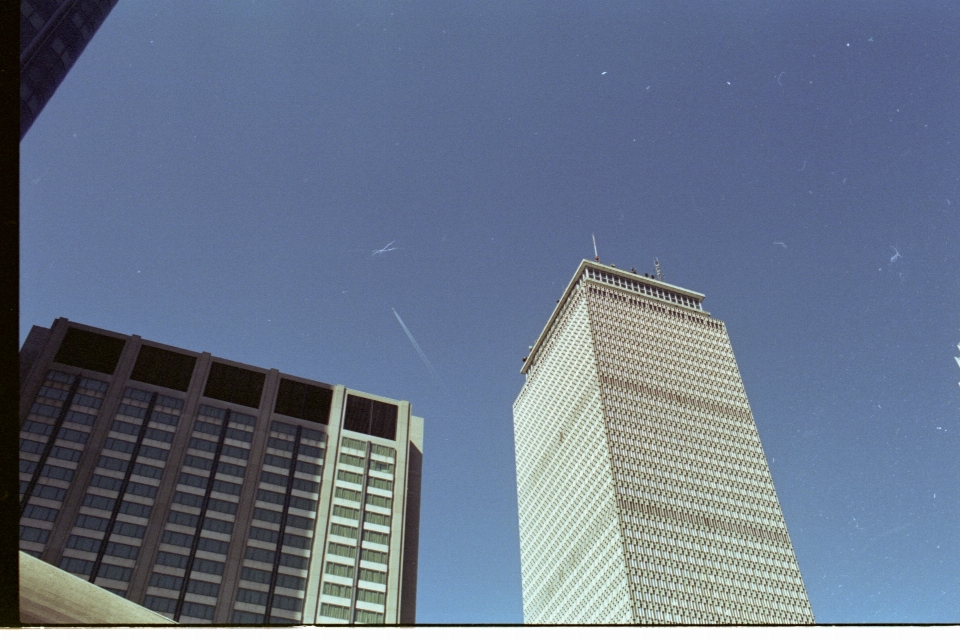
[
  {"left": 20, "top": 0, "right": 120, "bottom": 140},
  {"left": 19, "top": 318, "right": 422, "bottom": 624}
]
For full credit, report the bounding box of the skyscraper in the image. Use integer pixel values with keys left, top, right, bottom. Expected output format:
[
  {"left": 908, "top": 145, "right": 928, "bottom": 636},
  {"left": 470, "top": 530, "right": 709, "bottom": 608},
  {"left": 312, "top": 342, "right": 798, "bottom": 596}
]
[
  {"left": 20, "top": 0, "right": 120, "bottom": 140},
  {"left": 18, "top": 318, "right": 422, "bottom": 625},
  {"left": 513, "top": 260, "right": 813, "bottom": 624}
]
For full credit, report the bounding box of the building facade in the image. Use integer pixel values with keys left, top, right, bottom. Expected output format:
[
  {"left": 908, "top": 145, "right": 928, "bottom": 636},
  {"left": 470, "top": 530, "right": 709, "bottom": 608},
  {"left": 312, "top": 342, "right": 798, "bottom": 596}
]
[
  {"left": 20, "top": 0, "right": 120, "bottom": 140},
  {"left": 18, "top": 318, "right": 422, "bottom": 624},
  {"left": 513, "top": 260, "right": 813, "bottom": 624}
]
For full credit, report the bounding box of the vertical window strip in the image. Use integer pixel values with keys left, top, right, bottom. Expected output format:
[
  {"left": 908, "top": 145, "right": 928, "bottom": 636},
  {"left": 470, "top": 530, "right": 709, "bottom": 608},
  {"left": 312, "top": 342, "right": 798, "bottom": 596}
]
[
  {"left": 172, "top": 409, "right": 233, "bottom": 622},
  {"left": 87, "top": 391, "right": 159, "bottom": 583},
  {"left": 263, "top": 424, "right": 303, "bottom": 623},
  {"left": 19, "top": 374, "right": 82, "bottom": 517},
  {"left": 348, "top": 440, "right": 378, "bottom": 622}
]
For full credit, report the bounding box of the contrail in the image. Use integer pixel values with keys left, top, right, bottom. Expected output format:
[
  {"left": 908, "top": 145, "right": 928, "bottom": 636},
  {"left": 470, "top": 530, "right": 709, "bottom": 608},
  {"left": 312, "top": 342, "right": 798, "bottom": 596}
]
[
  {"left": 392, "top": 308, "right": 445, "bottom": 388},
  {"left": 592, "top": 233, "right": 598, "bottom": 260}
]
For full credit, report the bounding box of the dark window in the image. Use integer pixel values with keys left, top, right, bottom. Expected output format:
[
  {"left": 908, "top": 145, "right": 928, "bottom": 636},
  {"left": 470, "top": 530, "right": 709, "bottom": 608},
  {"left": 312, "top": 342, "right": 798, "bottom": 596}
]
[
  {"left": 295, "top": 460, "right": 321, "bottom": 476},
  {"left": 263, "top": 454, "right": 291, "bottom": 470},
  {"left": 248, "top": 527, "right": 279, "bottom": 544},
  {"left": 203, "top": 362, "right": 265, "bottom": 409},
  {"left": 235, "top": 588, "right": 268, "bottom": 606},
  {"left": 60, "top": 557, "right": 94, "bottom": 575},
  {"left": 233, "top": 611, "right": 264, "bottom": 624},
  {"left": 72, "top": 394, "right": 102, "bottom": 409},
  {"left": 138, "top": 445, "right": 168, "bottom": 462},
  {"left": 253, "top": 508, "right": 282, "bottom": 524},
  {"left": 66, "top": 535, "right": 100, "bottom": 552},
  {"left": 193, "top": 558, "right": 224, "bottom": 576},
  {"left": 155, "top": 551, "right": 188, "bottom": 569},
  {"left": 40, "top": 464, "right": 73, "bottom": 482},
  {"left": 150, "top": 573, "right": 183, "bottom": 590},
  {"left": 90, "top": 475, "right": 123, "bottom": 491},
  {"left": 343, "top": 395, "right": 398, "bottom": 441},
  {"left": 225, "top": 427, "right": 253, "bottom": 443},
  {"left": 245, "top": 547, "right": 275, "bottom": 564},
  {"left": 104, "top": 437, "right": 135, "bottom": 454},
  {"left": 82, "top": 494, "right": 115, "bottom": 511},
  {"left": 256, "top": 489, "right": 284, "bottom": 505},
  {"left": 98, "top": 564, "right": 132, "bottom": 582},
  {"left": 116, "top": 404, "right": 147, "bottom": 420},
  {"left": 64, "top": 410, "right": 95, "bottom": 426},
  {"left": 188, "top": 437, "right": 217, "bottom": 453},
  {"left": 275, "top": 573, "right": 306, "bottom": 591},
  {"left": 110, "top": 420, "right": 138, "bottom": 436},
  {"left": 183, "top": 455, "right": 213, "bottom": 471},
  {"left": 289, "top": 496, "right": 317, "bottom": 512},
  {"left": 212, "top": 479, "right": 242, "bottom": 495},
  {"left": 22, "top": 420, "right": 53, "bottom": 436},
  {"left": 59, "top": 428, "right": 89, "bottom": 444},
  {"left": 178, "top": 473, "right": 208, "bottom": 489},
  {"left": 50, "top": 445, "right": 81, "bottom": 463},
  {"left": 53, "top": 327, "right": 125, "bottom": 375},
  {"left": 113, "top": 521, "right": 147, "bottom": 539},
  {"left": 283, "top": 532, "right": 310, "bottom": 549},
  {"left": 150, "top": 410, "right": 180, "bottom": 426},
  {"left": 193, "top": 420, "right": 222, "bottom": 437},
  {"left": 207, "top": 498, "right": 238, "bottom": 515},
  {"left": 260, "top": 471, "right": 287, "bottom": 487},
  {"left": 187, "top": 579, "right": 220, "bottom": 597},
  {"left": 119, "top": 501, "right": 151, "bottom": 518},
  {"left": 104, "top": 542, "right": 139, "bottom": 560},
  {"left": 161, "top": 530, "right": 194, "bottom": 548},
  {"left": 274, "top": 378, "right": 333, "bottom": 425},
  {"left": 272, "top": 594, "right": 302, "bottom": 612},
  {"left": 286, "top": 514, "right": 314, "bottom": 531},
  {"left": 126, "top": 482, "right": 158, "bottom": 499},
  {"left": 30, "top": 403, "right": 60, "bottom": 418},
  {"left": 292, "top": 478, "right": 320, "bottom": 494},
  {"left": 173, "top": 491, "right": 204, "bottom": 508},
  {"left": 143, "top": 595, "right": 176, "bottom": 613},
  {"left": 168, "top": 511, "right": 200, "bottom": 527},
  {"left": 220, "top": 445, "right": 250, "bottom": 460},
  {"left": 125, "top": 388, "right": 153, "bottom": 402},
  {"left": 130, "top": 344, "right": 197, "bottom": 392},
  {"left": 202, "top": 516, "right": 233, "bottom": 535},
  {"left": 98, "top": 456, "right": 127, "bottom": 473},
  {"left": 197, "top": 537, "right": 230, "bottom": 554},
  {"left": 20, "top": 526, "right": 50, "bottom": 544},
  {"left": 143, "top": 427, "right": 173, "bottom": 443},
  {"left": 132, "top": 462, "right": 164, "bottom": 479},
  {"left": 75, "top": 514, "right": 108, "bottom": 531},
  {"left": 266, "top": 437, "right": 294, "bottom": 453},
  {"left": 301, "top": 427, "right": 325, "bottom": 443},
  {"left": 240, "top": 566, "right": 271, "bottom": 584},
  {"left": 217, "top": 461, "right": 245, "bottom": 477},
  {"left": 279, "top": 553, "right": 309, "bottom": 570},
  {"left": 359, "top": 568, "right": 387, "bottom": 584},
  {"left": 19, "top": 438, "right": 45, "bottom": 454}
]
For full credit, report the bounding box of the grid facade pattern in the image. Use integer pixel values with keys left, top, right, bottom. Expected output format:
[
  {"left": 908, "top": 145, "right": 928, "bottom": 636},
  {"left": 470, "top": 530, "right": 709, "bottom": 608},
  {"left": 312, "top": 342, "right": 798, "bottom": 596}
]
[
  {"left": 514, "top": 289, "right": 633, "bottom": 624},
  {"left": 315, "top": 436, "right": 396, "bottom": 625},
  {"left": 514, "top": 262, "right": 814, "bottom": 624},
  {"left": 18, "top": 319, "right": 422, "bottom": 625}
]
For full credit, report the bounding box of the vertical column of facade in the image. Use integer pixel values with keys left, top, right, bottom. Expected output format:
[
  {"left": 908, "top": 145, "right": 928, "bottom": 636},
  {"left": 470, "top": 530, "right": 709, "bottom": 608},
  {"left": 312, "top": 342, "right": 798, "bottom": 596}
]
[
  {"left": 315, "top": 393, "right": 401, "bottom": 625},
  {"left": 229, "top": 419, "right": 327, "bottom": 624},
  {"left": 582, "top": 274, "right": 813, "bottom": 624},
  {"left": 513, "top": 285, "right": 633, "bottom": 624}
]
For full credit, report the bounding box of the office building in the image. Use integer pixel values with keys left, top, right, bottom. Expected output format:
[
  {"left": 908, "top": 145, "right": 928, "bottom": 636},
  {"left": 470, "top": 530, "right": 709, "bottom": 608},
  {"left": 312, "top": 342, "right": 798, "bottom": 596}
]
[
  {"left": 20, "top": 0, "right": 120, "bottom": 140},
  {"left": 18, "top": 318, "right": 422, "bottom": 624},
  {"left": 513, "top": 260, "right": 813, "bottom": 624}
]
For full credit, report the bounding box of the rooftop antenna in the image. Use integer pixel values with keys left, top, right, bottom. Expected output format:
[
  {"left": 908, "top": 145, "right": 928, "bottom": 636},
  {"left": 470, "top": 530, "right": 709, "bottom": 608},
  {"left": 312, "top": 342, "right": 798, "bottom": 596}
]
[
  {"left": 592, "top": 234, "right": 599, "bottom": 261},
  {"left": 654, "top": 257, "right": 662, "bottom": 281}
]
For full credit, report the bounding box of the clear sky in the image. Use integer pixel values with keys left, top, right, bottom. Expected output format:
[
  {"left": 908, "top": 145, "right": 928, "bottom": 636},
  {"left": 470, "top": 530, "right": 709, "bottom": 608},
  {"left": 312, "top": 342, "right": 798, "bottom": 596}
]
[{"left": 19, "top": 0, "right": 959, "bottom": 624}]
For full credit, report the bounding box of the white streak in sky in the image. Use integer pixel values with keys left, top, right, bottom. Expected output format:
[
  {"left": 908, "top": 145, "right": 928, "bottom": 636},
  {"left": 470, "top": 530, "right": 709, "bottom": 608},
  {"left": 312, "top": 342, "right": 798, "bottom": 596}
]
[
  {"left": 592, "top": 233, "right": 598, "bottom": 259},
  {"left": 890, "top": 246, "right": 901, "bottom": 263},
  {"left": 774, "top": 241, "right": 787, "bottom": 248},
  {"left": 392, "top": 308, "right": 445, "bottom": 388},
  {"left": 372, "top": 241, "right": 397, "bottom": 256}
]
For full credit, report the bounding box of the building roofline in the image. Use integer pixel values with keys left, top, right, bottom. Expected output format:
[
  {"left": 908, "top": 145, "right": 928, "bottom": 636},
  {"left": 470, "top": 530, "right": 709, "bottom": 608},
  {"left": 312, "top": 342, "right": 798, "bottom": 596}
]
[{"left": 520, "top": 260, "right": 709, "bottom": 375}]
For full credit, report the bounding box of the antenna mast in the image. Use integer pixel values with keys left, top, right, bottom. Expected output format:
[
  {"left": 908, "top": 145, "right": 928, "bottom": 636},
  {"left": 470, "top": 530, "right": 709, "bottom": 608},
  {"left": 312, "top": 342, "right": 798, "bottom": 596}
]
[{"left": 654, "top": 258, "right": 662, "bottom": 281}]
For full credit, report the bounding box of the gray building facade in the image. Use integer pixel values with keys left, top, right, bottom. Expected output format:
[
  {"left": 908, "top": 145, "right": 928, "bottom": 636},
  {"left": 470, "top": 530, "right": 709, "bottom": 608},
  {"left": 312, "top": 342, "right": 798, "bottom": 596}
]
[{"left": 18, "top": 318, "right": 422, "bottom": 624}]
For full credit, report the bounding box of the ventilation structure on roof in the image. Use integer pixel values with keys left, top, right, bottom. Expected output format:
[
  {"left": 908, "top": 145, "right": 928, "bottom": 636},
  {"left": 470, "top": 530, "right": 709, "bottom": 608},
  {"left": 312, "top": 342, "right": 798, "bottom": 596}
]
[
  {"left": 53, "top": 327, "right": 126, "bottom": 375},
  {"left": 203, "top": 362, "right": 265, "bottom": 409},
  {"left": 343, "top": 395, "right": 398, "bottom": 441},
  {"left": 274, "top": 378, "right": 333, "bottom": 424},
  {"left": 130, "top": 345, "right": 197, "bottom": 392}
]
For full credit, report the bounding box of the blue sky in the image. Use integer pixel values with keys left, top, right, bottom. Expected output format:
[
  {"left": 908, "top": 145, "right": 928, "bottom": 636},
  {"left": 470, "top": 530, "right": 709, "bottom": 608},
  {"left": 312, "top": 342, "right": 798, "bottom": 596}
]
[{"left": 20, "top": 1, "right": 959, "bottom": 623}]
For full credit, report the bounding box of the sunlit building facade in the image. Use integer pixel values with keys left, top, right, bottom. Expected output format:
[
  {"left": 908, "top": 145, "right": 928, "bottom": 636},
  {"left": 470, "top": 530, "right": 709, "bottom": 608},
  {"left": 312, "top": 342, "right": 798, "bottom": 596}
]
[
  {"left": 18, "top": 318, "right": 422, "bottom": 624},
  {"left": 513, "top": 260, "right": 813, "bottom": 624}
]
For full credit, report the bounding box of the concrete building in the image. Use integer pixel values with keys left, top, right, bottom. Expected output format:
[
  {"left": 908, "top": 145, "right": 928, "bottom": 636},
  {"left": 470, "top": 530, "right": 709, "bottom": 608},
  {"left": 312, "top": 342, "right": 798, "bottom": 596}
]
[
  {"left": 18, "top": 318, "right": 422, "bottom": 624},
  {"left": 513, "top": 260, "right": 813, "bottom": 624},
  {"left": 20, "top": 0, "right": 120, "bottom": 140}
]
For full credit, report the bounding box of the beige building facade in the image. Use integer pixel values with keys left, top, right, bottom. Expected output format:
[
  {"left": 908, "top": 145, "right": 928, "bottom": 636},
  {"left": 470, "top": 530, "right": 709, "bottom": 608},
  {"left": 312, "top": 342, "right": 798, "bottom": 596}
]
[
  {"left": 19, "top": 318, "right": 421, "bottom": 625},
  {"left": 513, "top": 260, "right": 813, "bottom": 624}
]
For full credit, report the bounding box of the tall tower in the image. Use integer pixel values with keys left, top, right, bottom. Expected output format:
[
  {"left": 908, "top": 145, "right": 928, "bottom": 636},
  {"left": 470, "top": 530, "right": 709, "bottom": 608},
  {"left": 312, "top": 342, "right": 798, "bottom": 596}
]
[
  {"left": 20, "top": 0, "right": 120, "bottom": 140},
  {"left": 19, "top": 318, "right": 421, "bottom": 624},
  {"left": 513, "top": 260, "right": 813, "bottom": 624}
]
